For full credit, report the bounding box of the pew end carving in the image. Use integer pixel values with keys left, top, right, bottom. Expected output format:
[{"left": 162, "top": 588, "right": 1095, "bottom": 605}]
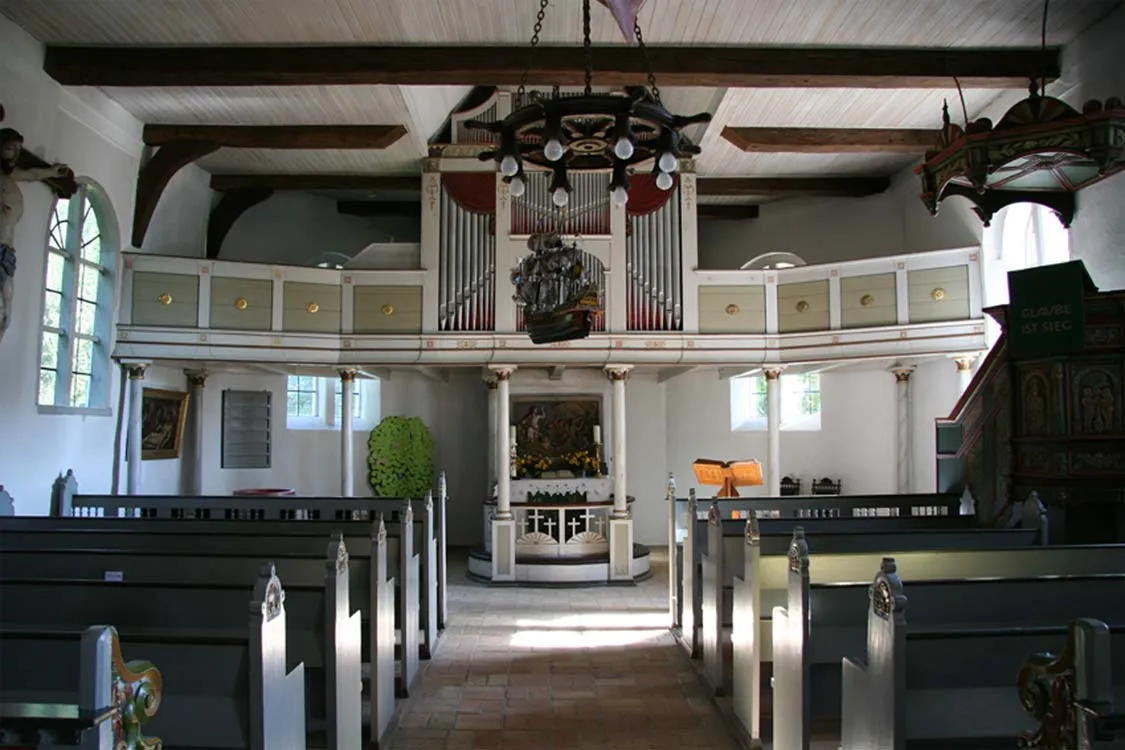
[
  {"left": 0, "top": 485, "right": 12, "bottom": 516},
  {"left": 1017, "top": 617, "right": 1117, "bottom": 750},
  {"left": 88, "top": 625, "right": 163, "bottom": 750},
  {"left": 780, "top": 476, "right": 801, "bottom": 496},
  {"left": 249, "top": 563, "right": 307, "bottom": 749}
]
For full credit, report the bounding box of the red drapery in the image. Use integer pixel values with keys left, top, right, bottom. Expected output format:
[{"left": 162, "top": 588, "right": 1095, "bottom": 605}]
[
  {"left": 626, "top": 173, "right": 679, "bottom": 216},
  {"left": 441, "top": 173, "right": 497, "bottom": 215}
]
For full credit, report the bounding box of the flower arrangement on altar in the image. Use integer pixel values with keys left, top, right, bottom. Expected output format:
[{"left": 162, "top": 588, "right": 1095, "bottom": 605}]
[
  {"left": 515, "top": 454, "right": 553, "bottom": 478},
  {"left": 562, "top": 449, "right": 600, "bottom": 474}
]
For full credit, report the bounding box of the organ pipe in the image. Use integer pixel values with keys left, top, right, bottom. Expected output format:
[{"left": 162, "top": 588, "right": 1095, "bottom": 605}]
[
  {"left": 626, "top": 189, "right": 683, "bottom": 331},
  {"left": 438, "top": 185, "right": 496, "bottom": 332}
]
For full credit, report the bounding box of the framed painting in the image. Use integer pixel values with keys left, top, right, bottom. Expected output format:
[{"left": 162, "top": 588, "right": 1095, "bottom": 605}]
[
  {"left": 141, "top": 388, "right": 190, "bottom": 460},
  {"left": 511, "top": 396, "right": 601, "bottom": 460}
]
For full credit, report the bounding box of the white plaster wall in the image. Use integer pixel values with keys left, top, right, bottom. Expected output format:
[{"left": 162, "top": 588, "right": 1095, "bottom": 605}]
[
  {"left": 221, "top": 191, "right": 420, "bottom": 265},
  {"left": 0, "top": 14, "right": 210, "bottom": 514},
  {"left": 664, "top": 364, "right": 958, "bottom": 500}
]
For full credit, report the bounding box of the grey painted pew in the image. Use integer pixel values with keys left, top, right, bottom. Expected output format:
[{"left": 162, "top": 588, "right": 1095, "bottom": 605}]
[
  {"left": 0, "top": 532, "right": 368, "bottom": 750},
  {"left": 0, "top": 520, "right": 409, "bottom": 743},
  {"left": 2, "top": 502, "right": 431, "bottom": 674},
  {"left": 0, "top": 625, "right": 161, "bottom": 749},
  {"left": 771, "top": 544, "right": 1125, "bottom": 750},
  {"left": 0, "top": 565, "right": 305, "bottom": 749},
  {"left": 841, "top": 560, "right": 1125, "bottom": 749},
  {"left": 50, "top": 468, "right": 449, "bottom": 634},
  {"left": 729, "top": 527, "right": 1125, "bottom": 748},
  {"left": 691, "top": 495, "right": 1045, "bottom": 669}
]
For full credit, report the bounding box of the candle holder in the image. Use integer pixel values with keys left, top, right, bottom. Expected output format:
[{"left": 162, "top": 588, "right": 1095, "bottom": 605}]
[{"left": 594, "top": 441, "right": 606, "bottom": 478}]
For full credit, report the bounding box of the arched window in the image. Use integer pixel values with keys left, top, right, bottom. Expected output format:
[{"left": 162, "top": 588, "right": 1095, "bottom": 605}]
[
  {"left": 38, "top": 184, "right": 116, "bottom": 411},
  {"left": 981, "top": 203, "right": 1071, "bottom": 348},
  {"left": 313, "top": 251, "right": 352, "bottom": 269},
  {"left": 740, "top": 252, "right": 807, "bottom": 271}
]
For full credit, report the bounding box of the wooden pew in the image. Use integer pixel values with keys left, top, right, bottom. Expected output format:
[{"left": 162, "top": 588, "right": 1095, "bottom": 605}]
[
  {"left": 0, "top": 625, "right": 161, "bottom": 749},
  {"left": 730, "top": 528, "right": 1125, "bottom": 748},
  {"left": 674, "top": 487, "right": 1036, "bottom": 657},
  {"left": 690, "top": 493, "right": 1046, "bottom": 667},
  {"left": 0, "top": 515, "right": 410, "bottom": 738},
  {"left": 0, "top": 565, "right": 306, "bottom": 749},
  {"left": 50, "top": 467, "right": 449, "bottom": 636},
  {"left": 10, "top": 492, "right": 434, "bottom": 672},
  {"left": 840, "top": 559, "right": 1125, "bottom": 749}
]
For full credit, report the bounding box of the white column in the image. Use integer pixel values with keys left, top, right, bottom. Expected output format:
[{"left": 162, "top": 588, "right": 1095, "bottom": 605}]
[
  {"left": 489, "top": 365, "right": 517, "bottom": 582},
  {"left": 125, "top": 364, "right": 148, "bottom": 495},
  {"left": 185, "top": 370, "right": 207, "bottom": 495},
  {"left": 490, "top": 366, "right": 516, "bottom": 518},
  {"left": 764, "top": 367, "right": 784, "bottom": 496},
  {"left": 607, "top": 366, "right": 633, "bottom": 516},
  {"left": 954, "top": 354, "right": 978, "bottom": 394},
  {"left": 893, "top": 366, "right": 915, "bottom": 494},
  {"left": 339, "top": 369, "right": 357, "bottom": 496},
  {"left": 484, "top": 375, "right": 499, "bottom": 487}
]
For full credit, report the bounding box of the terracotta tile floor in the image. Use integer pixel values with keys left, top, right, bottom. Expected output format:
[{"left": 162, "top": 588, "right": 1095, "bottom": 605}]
[{"left": 387, "top": 550, "right": 744, "bottom": 750}]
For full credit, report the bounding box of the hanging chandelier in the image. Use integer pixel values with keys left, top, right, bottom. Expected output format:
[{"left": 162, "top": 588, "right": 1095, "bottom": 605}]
[
  {"left": 466, "top": 0, "right": 711, "bottom": 209},
  {"left": 915, "top": 0, "right": 1124, "bottom": 228}
]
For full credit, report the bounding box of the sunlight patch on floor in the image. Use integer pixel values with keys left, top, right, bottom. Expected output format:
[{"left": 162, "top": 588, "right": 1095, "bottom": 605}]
[
  {"left": 509, "top": 627, "right": 666, "bottom": 649},
  {"left": 513, "top": 609, "right": 668, "bottom": 631}
]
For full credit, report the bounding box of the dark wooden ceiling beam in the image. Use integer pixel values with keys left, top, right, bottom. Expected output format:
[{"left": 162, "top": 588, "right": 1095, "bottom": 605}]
[
  {"left": 721, "top": 126, "right": 936, "bottom": 154},
  {"left": 209, "top": 174, "right": 420, "bottom": 192},
  {"left": 133, "top": 141, "right": 220, "bottom": 248},
  {"left": 144, "top": 124, "right": 407, "bottom": 150},
  {"left": 337, "top": 200, "right": 421, "bottom": 218},
  {"left": 44, "top": 45, "right": 1058, "bottom": 89},
  {"left": 697, "top": 204, "right": 761, "bottom": 220},
  {"left": 698, "top": 176, "right": 890, "bottom": 198},
  {"left": 207, "top": 188, "right": 274, "bottom": 260}
]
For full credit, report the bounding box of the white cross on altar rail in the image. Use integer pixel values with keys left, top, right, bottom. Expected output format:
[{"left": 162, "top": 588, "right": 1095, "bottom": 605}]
[
  {"left": 527, "top": 509, "right": 547, "bottom": 533},
  {"left": 580, "top": 509, "right": 597, "bottom": 533},
  {"left": 543, "top": 515, "right": 557, "bottom": 539},
  {"left": 568, "top": 515, "right": 583, "bottom": 538}
]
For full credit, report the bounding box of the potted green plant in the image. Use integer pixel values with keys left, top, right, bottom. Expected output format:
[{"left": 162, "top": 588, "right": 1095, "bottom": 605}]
[{"left": 366, "top": 416, "right": 435, "bottom": 497}]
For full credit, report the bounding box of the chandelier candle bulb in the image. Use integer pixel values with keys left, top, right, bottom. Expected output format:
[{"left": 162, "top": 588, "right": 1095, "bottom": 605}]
[
  {"left": 500, "top": 155, "right": 519, "bottom": 177},
  {"left": 544, "top": 139, "right": 565, "bottom": 162},
  {"left": 614, "top": 137, "right": 635, "bottom": 160},
  {"left": 509, "top": 176, "right": 526, "bottom": 197},
  {"left": 658, "top": 152, "right": 678, "bottom": 173},
  {"left": 611, "top": 186, "right": 628, "bottom": 207},
  {"left": 655, "top": 171, "right": 674, "bottom": 191},
  {"left": 552, "top": 187, "right": 570, "bottom": 207}
]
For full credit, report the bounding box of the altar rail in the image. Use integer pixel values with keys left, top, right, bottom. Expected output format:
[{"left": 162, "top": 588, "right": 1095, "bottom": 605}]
[{"left": 483, "top": 498, "right": 634, "bottom": 560}]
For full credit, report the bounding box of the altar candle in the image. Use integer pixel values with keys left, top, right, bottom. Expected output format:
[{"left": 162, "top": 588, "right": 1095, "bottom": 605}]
[
  {"left": 510, "top": 425, "right": 517, "bottom": 446},
  {"left": 593, "top": 425, "right": 601, "bottom": 444}
]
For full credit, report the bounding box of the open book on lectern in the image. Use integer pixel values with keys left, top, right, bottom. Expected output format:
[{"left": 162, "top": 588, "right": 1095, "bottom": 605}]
[{"left": 692, "top": 458, "right": 764, "bottom": 498}]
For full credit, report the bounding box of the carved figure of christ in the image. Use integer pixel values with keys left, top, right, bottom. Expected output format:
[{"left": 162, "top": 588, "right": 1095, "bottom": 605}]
[{"left": 0, "top": 128, "right": 70, "bottom": 342}]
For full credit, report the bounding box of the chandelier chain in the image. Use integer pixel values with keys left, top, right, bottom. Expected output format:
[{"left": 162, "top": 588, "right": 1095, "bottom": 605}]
[
  {"left": 633, "top": 21, "right": 660, "bottom": 103},
  {"left": 517, "top": 0, "right": 552, "bottom": 103},
  {"left": 582, "top": 0, "right": 593, "bottom": 95}
]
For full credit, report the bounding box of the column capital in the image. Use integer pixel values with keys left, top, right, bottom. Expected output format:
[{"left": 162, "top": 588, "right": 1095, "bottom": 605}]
[
  {"left": 338, "top": 368, "right": 358, "bottom": 382},
  {"left": 763, "top": 366, "right": 786, "bottom": 381},
  {"left": 891, "top": 366, "right": 915, "bottom": 383},
  {"left": 483, "top": 375, "right": 499, "bottom": 389},
  {"left": 488, "top": 365, "right": 517, "bottom": 382},
  {"left": 951, "top": 353, "right": 979, "bottom": 372},
  {"left": 184, "top": 370, "right": 208, "bottom": 389},
  {"left": 605, "top": 365, "right": 634, "bottom": 382},
  {"left": 126, "top": 363, "right": 149, "bottom": 380}
]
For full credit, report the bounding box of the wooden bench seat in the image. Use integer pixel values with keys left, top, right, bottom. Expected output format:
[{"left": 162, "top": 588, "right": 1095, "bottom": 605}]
[
  {"left": 0, "top": 626, "right": 158, "bottom": 750},
  {"left": 0, "top": 528, "right": 399, "bottom": 748},
  {"left": 841, "top": 560, "right": 1125, "bottom": 749},
  {"left": 729, "top": 525, "right": 1125, "bottom": 748},
  {"left": 0, "top": 567, "right": 303, "bottom": 749}
]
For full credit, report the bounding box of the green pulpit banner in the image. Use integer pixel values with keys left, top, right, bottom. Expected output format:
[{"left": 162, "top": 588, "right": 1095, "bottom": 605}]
[{"left": 1007, "top": 260, "right": 1096, "bottom": 359}]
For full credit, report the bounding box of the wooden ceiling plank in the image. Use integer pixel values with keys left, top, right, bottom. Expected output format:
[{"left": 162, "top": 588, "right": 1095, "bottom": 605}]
[
  {"left": 209, "top": 174, "right": 421, "bottom": 192},
  {"left": 697, "top": 204, "right": 761, "bottom": 220},
  {"left": 721, "top": 126, "right": 936, "bottom": 153},
  {"left": 144, "top": 124, "right": 408, "bottom": 149},
  {"left": 45, "top": 45, "right": 1059, "bottom": 89},
  {"left": 698, "top": 177, "right": 890, "bottom": 197}
]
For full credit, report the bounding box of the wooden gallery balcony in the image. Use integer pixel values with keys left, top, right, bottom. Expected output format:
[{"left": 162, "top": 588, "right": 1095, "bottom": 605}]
[{"left": 112, "top": 246, "right": 985, "bottom": 367}]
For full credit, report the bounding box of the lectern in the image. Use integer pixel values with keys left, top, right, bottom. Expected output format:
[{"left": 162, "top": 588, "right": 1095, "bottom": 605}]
[{"left": 692, "top": 458, "right": 764, "bottom": 497}]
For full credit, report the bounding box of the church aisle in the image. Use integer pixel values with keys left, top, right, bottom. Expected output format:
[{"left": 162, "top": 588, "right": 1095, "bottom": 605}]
[{"left": 386, "top": 551, "right": 742, "bottom": 749}]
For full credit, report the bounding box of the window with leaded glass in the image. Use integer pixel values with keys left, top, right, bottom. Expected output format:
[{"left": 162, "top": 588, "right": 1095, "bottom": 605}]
[
  {"left": 38, "top": 186, "right": 114, "bottom": 411},
  {"left": 286, "top": 375, "right": 319, "bottom": 418}
]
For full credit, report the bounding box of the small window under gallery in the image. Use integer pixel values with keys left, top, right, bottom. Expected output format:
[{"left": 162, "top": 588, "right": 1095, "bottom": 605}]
[
  {"left": 37, "top": 184, "right": 116, "bottom": 413},
  {"left": 730, "top": 371, "right": 821, "bottom": 431},
  {"left": 286, "top": 375, "right": 380, "bottom": 431}
]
